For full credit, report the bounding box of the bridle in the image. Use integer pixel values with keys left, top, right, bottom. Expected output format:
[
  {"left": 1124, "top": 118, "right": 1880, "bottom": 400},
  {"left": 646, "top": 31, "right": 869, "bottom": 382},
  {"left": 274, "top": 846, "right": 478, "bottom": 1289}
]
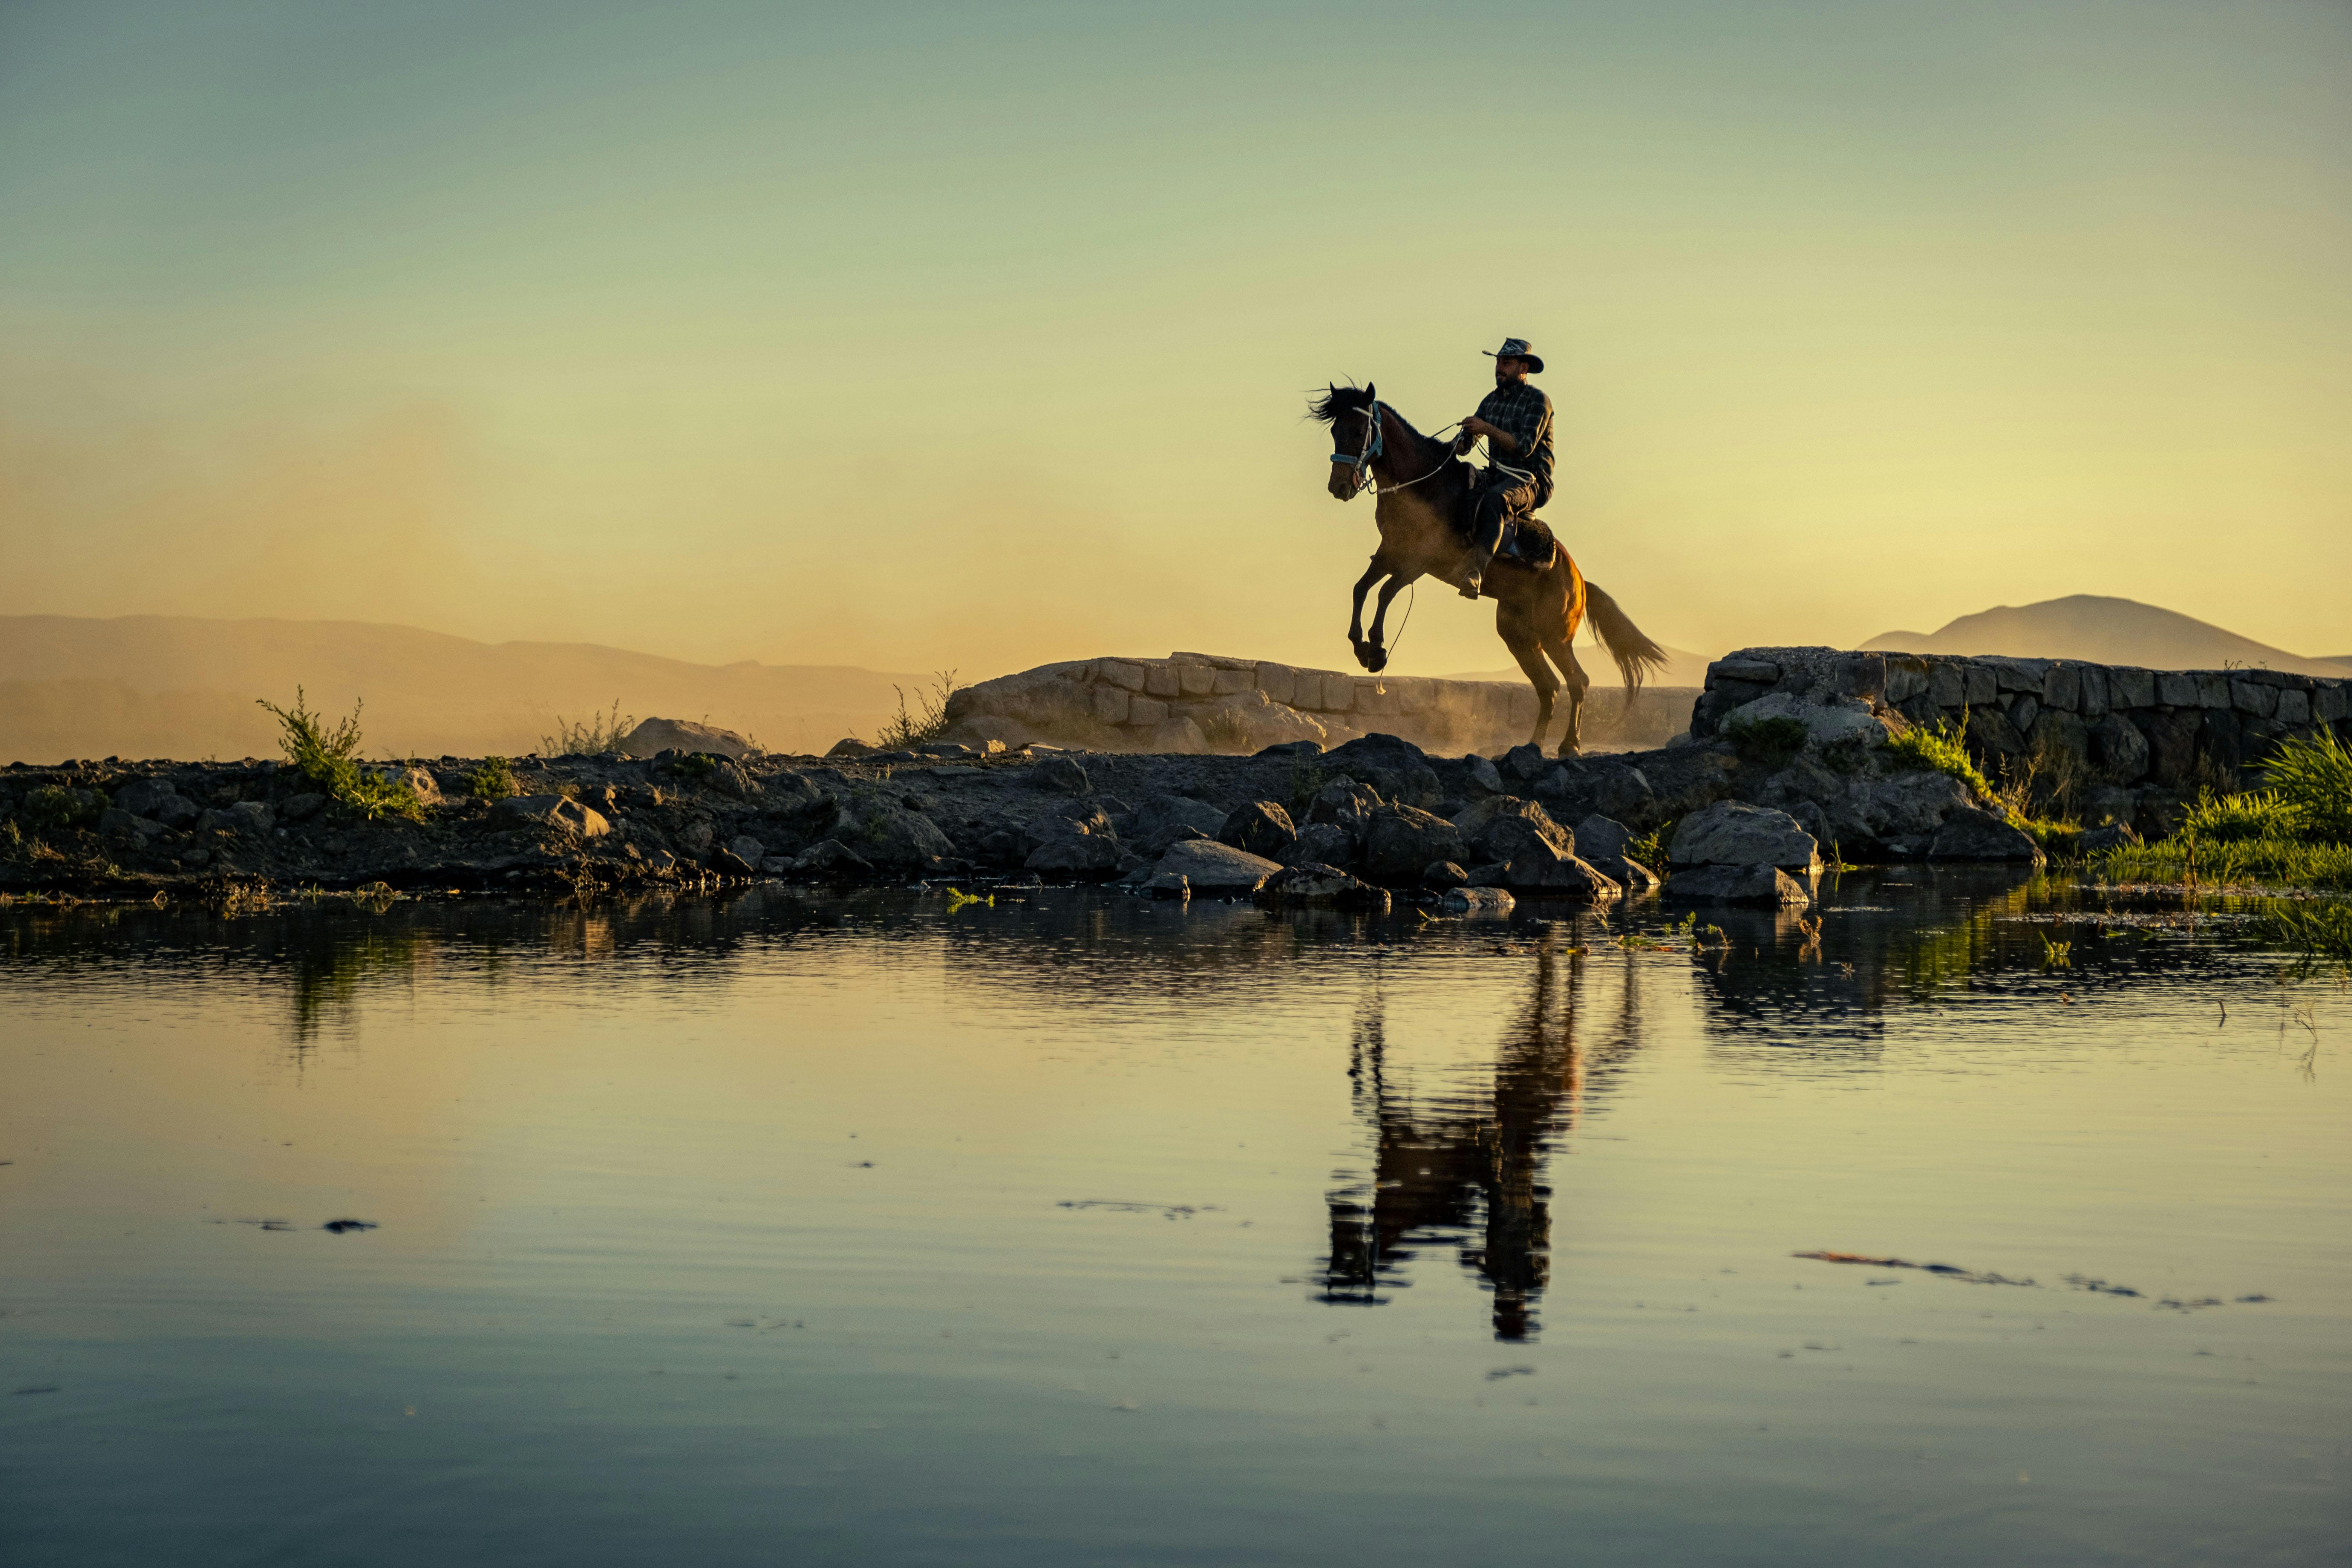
[{"left": 1329, "top": 399, "right": 1459, "bottom": 501}]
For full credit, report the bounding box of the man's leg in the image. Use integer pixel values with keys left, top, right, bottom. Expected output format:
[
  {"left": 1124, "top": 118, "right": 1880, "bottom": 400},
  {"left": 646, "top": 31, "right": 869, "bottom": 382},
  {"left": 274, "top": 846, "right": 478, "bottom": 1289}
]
[{"left": 1456, "top": 479, "right": 1534, "bottom": 599}]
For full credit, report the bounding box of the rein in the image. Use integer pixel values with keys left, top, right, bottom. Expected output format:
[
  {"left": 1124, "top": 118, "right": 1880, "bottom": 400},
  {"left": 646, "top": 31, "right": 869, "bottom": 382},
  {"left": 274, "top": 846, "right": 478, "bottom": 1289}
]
[{"left": 1330, "top": 400, "right": 1459, "bottom": 501}]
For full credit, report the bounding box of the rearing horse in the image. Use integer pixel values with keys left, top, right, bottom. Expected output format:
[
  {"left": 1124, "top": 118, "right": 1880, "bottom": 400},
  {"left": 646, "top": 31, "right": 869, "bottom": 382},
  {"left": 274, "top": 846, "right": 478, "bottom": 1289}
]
[{"left": 1310, "top": 383, "right": 1667, "bottom": 756}]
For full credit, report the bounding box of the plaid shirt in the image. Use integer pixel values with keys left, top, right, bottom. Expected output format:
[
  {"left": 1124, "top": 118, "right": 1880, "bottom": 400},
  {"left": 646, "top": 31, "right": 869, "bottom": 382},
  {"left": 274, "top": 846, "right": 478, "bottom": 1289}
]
[{"left": 1474, "top": 380, "right": 1555, "bottom": 500}]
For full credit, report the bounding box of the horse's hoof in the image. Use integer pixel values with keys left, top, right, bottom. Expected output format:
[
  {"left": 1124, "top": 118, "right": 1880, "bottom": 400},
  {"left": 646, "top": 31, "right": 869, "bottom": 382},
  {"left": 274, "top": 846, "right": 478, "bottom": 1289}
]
[
  {"left": 1556, "top": 740, "right": 1582, "bottom": 758},
  {"left": 1365, "top": 648, "right": 1389, "bottom": 674}
]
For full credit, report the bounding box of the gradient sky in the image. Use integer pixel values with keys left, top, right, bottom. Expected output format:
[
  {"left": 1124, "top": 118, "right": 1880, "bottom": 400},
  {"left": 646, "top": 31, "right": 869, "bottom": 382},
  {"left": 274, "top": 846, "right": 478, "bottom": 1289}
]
[{"left": 3, "top": 0, "right": 2346, "bottom": 680}]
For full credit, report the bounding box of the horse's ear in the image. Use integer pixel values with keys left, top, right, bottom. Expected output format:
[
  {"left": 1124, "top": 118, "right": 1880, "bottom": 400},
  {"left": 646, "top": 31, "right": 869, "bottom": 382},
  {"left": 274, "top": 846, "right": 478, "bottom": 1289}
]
[
  {"left": 1327, "top": 382, "right": 1337, "bottom": 394},
  {"left": 1364, "top": 382, "right": 1375, "bottom": 400}
]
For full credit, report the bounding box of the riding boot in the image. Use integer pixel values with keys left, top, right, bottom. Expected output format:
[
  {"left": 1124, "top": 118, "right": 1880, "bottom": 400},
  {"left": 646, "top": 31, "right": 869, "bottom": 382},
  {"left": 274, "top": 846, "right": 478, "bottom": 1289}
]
[{"left": 1458, "top": 490, "right": 1506, "bottom": 598}]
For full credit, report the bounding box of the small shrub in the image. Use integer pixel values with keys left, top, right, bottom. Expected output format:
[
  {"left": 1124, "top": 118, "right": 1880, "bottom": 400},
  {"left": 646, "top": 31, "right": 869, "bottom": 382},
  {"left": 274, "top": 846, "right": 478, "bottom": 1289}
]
[
  {"left": 875, "top": 670, "right": 961, "bottom": 751},
  {"left": 541, "top": 700, "right": 634, "bottom": 758},
  {"left": 1725, "top": 714, "right": 1808, "bottom": 770},
  {"left": 466, "top": 757, "right": 519, "bottom": 800},
  {"left": 1199, "top": 707, "right": 1252, "bottom": 753},
  {"left": 23, "top": 784, "right": 93, "bottom": 831},
  {"left": 1883, "top": 714, "right": 1995, "bottom": 802},
  {"left": 2178, "top": 789, "right": 2294, "bottom": 845},
  {"left": 669, "top": 753, "right": 720, "bottom": 781},
  {"left": 1628, "top": 819, "right": 1671, "bottom": 868},
  {"left": 256, "top": 688, "right": 424, "bottom": 822},
  {"left": 2262, "top": 731, "right": 2352, "bottom": 845}
]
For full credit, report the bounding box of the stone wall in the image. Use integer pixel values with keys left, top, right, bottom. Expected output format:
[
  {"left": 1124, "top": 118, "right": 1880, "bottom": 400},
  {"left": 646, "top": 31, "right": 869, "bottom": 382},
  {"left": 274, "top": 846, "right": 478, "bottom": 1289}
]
[
  {"left": 943, "top": 651, "right": 1690, "bottom": 755},
  {"left": 1690, "top": 645, "right": 2351, "bottom": 831}
]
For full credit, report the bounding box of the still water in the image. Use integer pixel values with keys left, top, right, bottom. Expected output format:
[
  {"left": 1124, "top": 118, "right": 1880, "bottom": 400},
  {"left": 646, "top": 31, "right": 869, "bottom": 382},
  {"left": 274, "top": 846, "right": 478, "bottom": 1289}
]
[{"left": 2, "top": 876, "right": 2346, "bottom": 1565}]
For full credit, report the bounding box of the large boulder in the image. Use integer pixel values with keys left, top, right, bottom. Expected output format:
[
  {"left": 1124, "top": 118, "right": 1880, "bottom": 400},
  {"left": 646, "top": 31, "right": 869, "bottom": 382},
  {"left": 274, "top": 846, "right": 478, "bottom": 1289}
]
[
  {"left": 494, "top": 795, "right": 611, "bottom": 838},
  {"left": 1156, "top": 838, "right": 1282, "bottom": 894},
  {"left": 1361, "top": 804, "right": 1467, "bottom": 887},
  {"left": 1664, "top": 864, "right": 1812, "bottom": 906},
  {"left": 1218, "top": 801, "right": 1298, "bottom": 861},
  {"left": 1323, "top": 735, "right": 1442, "bottom": 810},
  {"left": 621, "top": 717, "right": 755, "bottom": 760},
  {"left": 1571, "top": 813, "right": 1659, "bottom": 891},
  {"left": 1131, "top": 794, "right": 1227, "bottom": 840},
  {"left": 1928, "top": 808, "right": 2046, "bottom": 865},
  {"left": 2090, "top": 713, "right": 2151, "bottom": 785},
  {"left": 1305, "top": 780, "right": 1385, "bottom": 831},
  {"left": 1254, "top": 862, "right": 1390, "bottom": 911},
  {"left": 792, "top": 839, "right": 874, "bottom": 879},
  {"left": 113, "top": 776, "right": 199, "bottom": 826},
  {"left": 1452, "top": 795, "right": 1573, "bottom": 866},
  {"left": 1537, "top": 757, "right": 1659, "bottom": 824},
  {"left": 1279, "top": 822, "right": 1360, "bottom": 872},
  {"left": 1721, "top": 692, "right": 1890, "bottom": 753},
  {"left": 1668, "top": 801, "right": 1821, "bottom": 874},
  {"left": 1021, "top": 805, "right": 1120, "bottom": 874},
  {"left": 1205, "top": 690, "right": 1329, "bottom": 752},
  {"left": 1505, "top": 852, "right": 1622, "bottom": 900},
  {"left": 839, "top": 798, "right": 956, "bottom": 868},
  {"left": 1025, "top": 756, "right": 1092, "bottom": 793}
]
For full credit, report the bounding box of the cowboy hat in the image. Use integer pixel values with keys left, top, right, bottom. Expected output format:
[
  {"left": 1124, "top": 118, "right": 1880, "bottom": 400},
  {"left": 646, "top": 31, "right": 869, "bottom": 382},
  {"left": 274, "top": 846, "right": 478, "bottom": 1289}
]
[{"left": 1481, "top": 337, "right": 1544, "bottom": 373}]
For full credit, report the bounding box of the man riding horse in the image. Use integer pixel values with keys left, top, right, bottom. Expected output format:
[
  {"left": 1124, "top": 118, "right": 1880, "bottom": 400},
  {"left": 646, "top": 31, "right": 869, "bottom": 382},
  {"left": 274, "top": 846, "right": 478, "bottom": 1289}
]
[{"left": 1451, "top": 337, "right": 1555, "bottom": 599}]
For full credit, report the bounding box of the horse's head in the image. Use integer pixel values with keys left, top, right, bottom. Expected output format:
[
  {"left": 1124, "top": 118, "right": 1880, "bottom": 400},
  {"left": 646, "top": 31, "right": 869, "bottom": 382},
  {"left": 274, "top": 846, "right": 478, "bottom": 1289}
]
[{"left": 1308, "top": 382, "right": 1378, "bottom": 501}]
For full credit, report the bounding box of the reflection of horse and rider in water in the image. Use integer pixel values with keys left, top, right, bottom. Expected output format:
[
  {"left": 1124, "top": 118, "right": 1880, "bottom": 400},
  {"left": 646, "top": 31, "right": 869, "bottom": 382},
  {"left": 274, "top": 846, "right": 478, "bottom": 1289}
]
[
  {"left": 1318, "top": 931, "right": 1645, "bottom": 1342},
  {"left": 1311, "top": 337, "right": 1671, "bottom": 759}
]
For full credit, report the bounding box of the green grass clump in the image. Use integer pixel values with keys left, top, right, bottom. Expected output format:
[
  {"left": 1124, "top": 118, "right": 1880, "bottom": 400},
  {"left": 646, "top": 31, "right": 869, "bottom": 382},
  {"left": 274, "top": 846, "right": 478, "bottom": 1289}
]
[
  {"left": 22, "top": 784, "right": 95, "bottom": 831},
  {"left": 1882, "top": 714, "right": 1996, "bottom": 801},
  {"left": 2263, "top": 730, "right": 2352, "bottom": 845},
  {"left": 256, "top": 688, "right": 424, "bottom": 822},
  {"left": 466, "top": 757, "right": 519, "bottom": 800},
  {"left": 1724, "top": 714, "right": 1808, "bottom": 769},
  {"left": 874, "top": 670, "right": 961, "bottom": 751},
  {"left": 541, "top": 700, "right": 634, "bottom": 758},
  {"left": 1199, "top": 707, "right": 1252, "bottom": 753},
  {"left": 1626, "top": 819, "right": 1671, "bottom": 869},
  {"left": 2265, "top": 900, "right": 2352, "bottom": 974}
]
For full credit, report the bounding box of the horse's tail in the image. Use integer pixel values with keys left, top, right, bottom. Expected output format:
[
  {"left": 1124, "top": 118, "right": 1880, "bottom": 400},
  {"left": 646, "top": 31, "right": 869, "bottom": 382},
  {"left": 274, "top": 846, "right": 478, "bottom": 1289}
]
[{"left": 1583, "top": 581, "right": 1670, "bottom": 701}]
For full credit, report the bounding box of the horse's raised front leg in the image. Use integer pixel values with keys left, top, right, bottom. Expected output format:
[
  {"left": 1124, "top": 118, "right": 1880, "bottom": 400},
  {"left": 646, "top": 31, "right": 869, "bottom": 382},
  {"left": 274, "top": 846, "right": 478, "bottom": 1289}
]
[
  {"left": 1348, "top": 556, "right": 1389, "bottom": 671},
  {"left": 1544, "top": 637, "right": 1591, "bottom": 756},
  {"left": 1360, "top": 573, "right": 1415, "bottom": 673}
]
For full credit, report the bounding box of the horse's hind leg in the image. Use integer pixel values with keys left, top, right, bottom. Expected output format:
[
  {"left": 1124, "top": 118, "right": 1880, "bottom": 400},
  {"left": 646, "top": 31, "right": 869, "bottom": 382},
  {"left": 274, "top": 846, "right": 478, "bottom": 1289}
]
[
  {"left": 1499, "top": 607, "right": 1557, "bottom": 751},
  {"left": 1544, "top": 635, "right": 1591, "bottom": 756}
]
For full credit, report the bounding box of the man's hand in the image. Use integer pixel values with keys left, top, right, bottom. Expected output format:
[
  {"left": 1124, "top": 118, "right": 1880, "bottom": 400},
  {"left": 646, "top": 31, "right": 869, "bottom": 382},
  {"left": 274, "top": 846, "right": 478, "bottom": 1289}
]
[{"left": 1455, "top": 416, "right": 1492, "bottom": 456}]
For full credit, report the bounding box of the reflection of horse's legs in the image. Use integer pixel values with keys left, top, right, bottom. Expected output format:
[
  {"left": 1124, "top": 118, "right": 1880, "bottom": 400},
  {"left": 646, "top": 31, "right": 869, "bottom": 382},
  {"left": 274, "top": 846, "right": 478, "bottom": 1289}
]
[
  {"left": 1544, "top": 635, "right": 1591, "bottom": 756},
  {"left": 1361, "top": 574, "right": 1413, "bottom": 674},
  {"left": 1498, "top": 604, "right": 1557, "bottom": 749},
  {"left": 1348, "top": 557, "right": 1388, "bottom": 671}
]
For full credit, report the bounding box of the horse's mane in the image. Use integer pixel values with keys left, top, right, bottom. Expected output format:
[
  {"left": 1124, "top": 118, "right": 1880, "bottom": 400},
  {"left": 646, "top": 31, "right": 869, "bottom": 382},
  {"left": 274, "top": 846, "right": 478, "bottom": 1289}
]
[{"left": 1306, "top": 383, "right": 1376, "bottom": 424}]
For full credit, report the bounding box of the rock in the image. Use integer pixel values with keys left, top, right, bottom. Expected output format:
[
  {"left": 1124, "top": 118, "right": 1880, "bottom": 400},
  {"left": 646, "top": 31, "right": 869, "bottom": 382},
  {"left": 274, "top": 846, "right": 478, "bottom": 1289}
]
[
  {"left": 1779, "top": 797, "right": 1836, "bottom": 860},
  {"left": 1144, "top": 872, "right": 1190, "bottom": 899},
  {"left": 1279, "top": 822, "right": 1359, "bottom": 871},
  {"left": 1207, "top": 689, "right": 1329, "bottom": 751},
  {"left": 1132, "top": 794, "right": 1227, "bottom": 840},
  {"left": 1501, "top": 743, "right": 1548, "bottom": 782},
  {"left": 97, "top": 807, "right": 155, "bottom": 839},
  {"left": 494, "top": 795, "right": 611, "bottom": 838},
  {"left": 1928, "top": 808, "right": 2045, "bottom": 865},
  {"left": 1537, "top": 758, "right": 1658, "bottom": 823},
  {"left": 728, "top": 834, "right": 766, "bottom": 865},
  {"left": 1254, "top": 862, "right": 1390, "bottom": 911},
  {"left": 1573, "top": 815, "right": 1636, "bottom": 861},
  {"left": 2076, "top": 822, "right": 2139, "bottom": 853},
  {"left": 1218, "top": 801, "right": 1297, "bottom": 861},
  {"left": 1323, "top": 736, "right": 1443, "bottom": 809},
  {"left": 1135, "top": 823, "right": 1211, "bottom": 859},
  {"left": 1422, "top": 860, "right": 1469, "bottom": 891},
  {"left": 1254, "top": 740, "right": 1324, "bottom": 758},
  {"left": 1506, "top": 852, "right": 1622, "bottom": 899},
  {"left": 1145, "top": 717, "right": 1211, "bottom": 754},
  {"left": 1026, "top": 757, "right": 1092, "bottom": 793},
  {"left": 1841, "top": 770, "right": 1975, "bottom": 841},
  {"left": 1464, "top": 755, "right": 1506, "bottom": 794},
  {"left": 1465, "top": 861, "right": 1511, "bottom": 887},
  {"left": 225, "top": 800, "right": 275, "bottom": 834},
  {"left": 1664, "top": 864, "right": 1813, "bottom": 906},
  {"left": 2090, "top": 714, "right": 2150, "bottom": 784},
  {"left": 1720, "top": 691, "right": 1890, "bottom": 752},
  {"left": 793, "top": 839, "right": 874, "bottom": 878},
  {"left": 1451, "top": 795, "right": 1573, "bottom": 866},
  {"left": 367, "top": 766, "right": 441, "bottom": 806},
  {"left": 762, "top": 773, "right": 834, "bottom": 821},
  {"left": 826, "top": 738, "right": 873, "bottom": 758},
  {"left": 1586, "top": 853, "right": 1660, "bottom": 893},
  {"left": 1305, "top": 780, "right": 1384, "bottom": 831},
  {"left": 279, "top": 792, "right": 327, "bottom": 823},
  {"left": 623, "top": 718, "right": 756, "bottom": 760},
  {"left": 1157, "top": 838, "right": 1283, "bottom": 894},
  {"left": 707, "top": 845, "right": 759, "bottom": 877},
  {"left": 1361, "top": 804, "right": 1468, "bottom": 887},
  {"left": 114, "top": 777, "right": 199, "bottom": 825},
  {"left": 1668, "top": 801, "right": 1820, "bottom": 874},
  {"left": 676, "top": 820, "right": 716, "bottom": 855},
  {"left": 1442, "top": 886, "right": 1516, "bottom": 914},
  {"left": 2027, "top": 709, "right": 2092, "bottom": 769}
]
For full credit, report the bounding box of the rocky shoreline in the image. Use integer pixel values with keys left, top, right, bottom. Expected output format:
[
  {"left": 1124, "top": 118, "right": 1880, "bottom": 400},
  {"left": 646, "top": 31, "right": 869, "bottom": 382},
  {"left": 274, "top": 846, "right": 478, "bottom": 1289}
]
[{"left": 15, "top": 641, "right": 2322, "bottom": 910}]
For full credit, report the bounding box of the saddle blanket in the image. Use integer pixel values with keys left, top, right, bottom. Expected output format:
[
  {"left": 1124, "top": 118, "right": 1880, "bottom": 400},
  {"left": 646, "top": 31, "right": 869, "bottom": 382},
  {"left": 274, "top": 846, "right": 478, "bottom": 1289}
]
[{"left": 1498, "top": 516, "right": 1558, "bottom": 570}]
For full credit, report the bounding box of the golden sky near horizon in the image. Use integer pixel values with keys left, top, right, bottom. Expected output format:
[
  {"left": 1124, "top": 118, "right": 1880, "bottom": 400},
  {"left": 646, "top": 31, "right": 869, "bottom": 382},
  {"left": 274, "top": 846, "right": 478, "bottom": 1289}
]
[{"left": 2, "top": 0, "right": 2347, "bottom": 681}]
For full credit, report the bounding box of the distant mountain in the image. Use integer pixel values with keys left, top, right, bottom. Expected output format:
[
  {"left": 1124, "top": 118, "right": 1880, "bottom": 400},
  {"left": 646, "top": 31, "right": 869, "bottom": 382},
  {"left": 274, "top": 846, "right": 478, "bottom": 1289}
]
[
  {"left": 0, "top": 616, "right": 939, "bottom": 764},
  {"left": 1447, "top": 643, "right": 1715, "bottom": 689},
  {"left": 1864, "top": 596, "right": 2350, "bottom": 680}
]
